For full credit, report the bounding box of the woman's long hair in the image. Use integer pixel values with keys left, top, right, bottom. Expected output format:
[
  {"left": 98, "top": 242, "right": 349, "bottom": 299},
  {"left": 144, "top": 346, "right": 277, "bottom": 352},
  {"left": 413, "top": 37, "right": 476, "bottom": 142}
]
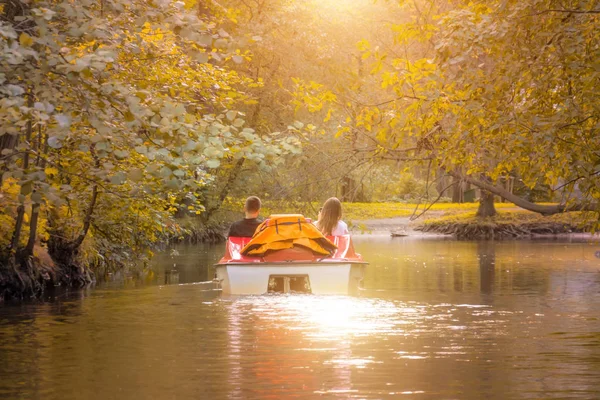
[{"left": 316, "top": 197, "right": 342, "bottom": 236}]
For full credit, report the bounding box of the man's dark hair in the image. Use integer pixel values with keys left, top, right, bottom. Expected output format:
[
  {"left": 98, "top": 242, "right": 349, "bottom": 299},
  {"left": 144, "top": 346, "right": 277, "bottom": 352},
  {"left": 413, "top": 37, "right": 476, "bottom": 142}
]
[{"left": 245, "top": 196, "right": 261, "bottom": 213}]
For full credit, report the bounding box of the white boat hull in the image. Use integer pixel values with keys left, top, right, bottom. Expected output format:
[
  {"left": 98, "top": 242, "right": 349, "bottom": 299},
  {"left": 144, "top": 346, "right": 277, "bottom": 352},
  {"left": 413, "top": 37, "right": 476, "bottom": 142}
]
[{"left": 215, "top": 263, "right": 366, "bottom": 295}]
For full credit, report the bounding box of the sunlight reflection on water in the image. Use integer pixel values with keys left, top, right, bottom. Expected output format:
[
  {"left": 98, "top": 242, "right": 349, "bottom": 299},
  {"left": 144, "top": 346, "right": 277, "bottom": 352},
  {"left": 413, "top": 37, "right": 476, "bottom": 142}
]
[
  {"left": 219, "top": 293, "right": 548, "bottom": 398},
  {"left": 228, "top": 295, "right": 405, "bottom": 339},
  {"left": 1, "top": 238, "right": 600, "bottom": 399}
]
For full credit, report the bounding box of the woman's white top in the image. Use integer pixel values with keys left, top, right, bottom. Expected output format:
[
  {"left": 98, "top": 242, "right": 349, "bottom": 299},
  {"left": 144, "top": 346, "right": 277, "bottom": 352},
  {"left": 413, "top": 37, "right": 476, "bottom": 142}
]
[{"left": 331, "top": 220, "right": 349, "bottom": 236}]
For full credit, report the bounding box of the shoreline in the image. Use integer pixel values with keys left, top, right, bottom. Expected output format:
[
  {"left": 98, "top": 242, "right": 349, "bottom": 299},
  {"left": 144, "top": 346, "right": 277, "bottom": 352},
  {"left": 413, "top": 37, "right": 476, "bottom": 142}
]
[
  {"left": 3, "top": 214, "right": 598, "bottom": 301},
  {"left": 350, "top": 216, "right": 600, "bottom": 241}
]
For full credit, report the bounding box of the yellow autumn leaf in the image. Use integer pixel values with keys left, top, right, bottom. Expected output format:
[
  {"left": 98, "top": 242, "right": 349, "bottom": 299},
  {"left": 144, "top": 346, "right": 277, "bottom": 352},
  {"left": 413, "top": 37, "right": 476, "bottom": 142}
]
[
  {"left": 19, "top": 33, "right": 34, "bottom": 47},
  {"left": 44, "top": 167, "right": 59, "bottom": 176},
  {"left": 124, "top": 111, "right": 135, "bottom": 122}
]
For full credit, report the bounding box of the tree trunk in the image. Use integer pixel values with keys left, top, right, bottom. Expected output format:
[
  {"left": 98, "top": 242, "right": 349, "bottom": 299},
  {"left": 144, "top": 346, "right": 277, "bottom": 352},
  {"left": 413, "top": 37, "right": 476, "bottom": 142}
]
[
  {"left": 72, "top": 184, "right": 98, "bottom": 249},
  {"left": 24, "top": 202, "right": 40, "bottom": 257},
  {"left": 451, "top": 175, "right": 462, "bottom": 203},
  {"left": 9, "top": 94, "right": 34, "bottom": 252},
  {"left": 0, "top": 134, "right": 19, "bottom": 189},
  {"left": 10, "top": 205, "right": 25, "bottom": 251},
  {"left": 478, "top": 241, "right": 495, "bottom": 294},
  {"left": 476, "top": 190, "right": 497, "bottom": 218},
  {"left": 47, "top": 185, "right": 98, "bottom": 286},
  {"left": 35, "top": 125, "right": 44, "bottom": 166}
]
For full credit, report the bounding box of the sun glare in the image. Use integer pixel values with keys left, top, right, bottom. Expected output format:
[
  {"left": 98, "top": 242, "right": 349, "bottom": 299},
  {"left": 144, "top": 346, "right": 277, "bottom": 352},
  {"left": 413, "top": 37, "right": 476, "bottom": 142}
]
[
  {"left": 300, "top": 296, "right": 395, "bottom": 338},
  {"left": 314, "top": 0, "right": 366, "bottom": 13},
  {"left": 229, "top": 295, "right": 408, "bottom": 341}
]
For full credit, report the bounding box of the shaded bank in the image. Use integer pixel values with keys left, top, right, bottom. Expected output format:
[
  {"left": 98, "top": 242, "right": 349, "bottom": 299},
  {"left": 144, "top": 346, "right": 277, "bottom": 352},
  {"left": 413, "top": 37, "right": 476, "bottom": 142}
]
[
  {"left": 0, "top": 258, "right": 50, "bottom": 301},
  {"left": 0, "top": 217, "right": 226, "bottom": 301},
  {"left": 0, "top": 249, "right": 95, "bottom": 302}
]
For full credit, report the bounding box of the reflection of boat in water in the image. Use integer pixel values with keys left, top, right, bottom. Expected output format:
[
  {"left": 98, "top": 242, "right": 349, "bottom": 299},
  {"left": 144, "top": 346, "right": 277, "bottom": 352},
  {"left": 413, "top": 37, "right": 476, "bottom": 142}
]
[{"left": 215, "top": 214, "right": 368, "bottom": 295}]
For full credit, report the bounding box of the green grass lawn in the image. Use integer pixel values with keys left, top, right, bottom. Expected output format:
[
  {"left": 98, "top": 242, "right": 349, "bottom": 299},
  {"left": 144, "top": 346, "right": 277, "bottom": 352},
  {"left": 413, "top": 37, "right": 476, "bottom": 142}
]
[
  {"left": 188, "top": 199, "right": 596, "bottom": 238},
  {"left": 223, "top": 198, "right": 526, "bottom": 221},
  {"left": 341, "top": 201, "right": 519, "bottom": 220},
  {"left": 420, "top": 209, "right": 592, "bottom": 225}
]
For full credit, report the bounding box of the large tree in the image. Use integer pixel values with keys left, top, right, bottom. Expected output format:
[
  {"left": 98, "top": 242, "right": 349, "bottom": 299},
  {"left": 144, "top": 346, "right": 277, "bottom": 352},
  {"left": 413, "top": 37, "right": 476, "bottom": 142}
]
[
  {"left": 297, "top": 0, "right": 599, "bottom": 219},
  {"left": 0, "top": 0, "right": 298, "bottom": 292}
]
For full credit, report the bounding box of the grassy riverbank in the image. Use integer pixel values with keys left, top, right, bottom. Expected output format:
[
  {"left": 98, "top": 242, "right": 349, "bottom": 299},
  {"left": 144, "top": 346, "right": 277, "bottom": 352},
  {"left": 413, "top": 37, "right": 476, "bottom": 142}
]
[
  {"left": 176, "top": 200, "right": 593, "bottom": 241},
  {"left": 251, "top": 199, "right": 595, "bottom": 240},
  {"left": 415, "top": 210, "right": 595, "bottom": 239},
  {"left": 216, "top": 198, "right": 520, "bottom": 220},
  {"left": 338, "top": 201, "right": 595, "bottom": 239}
]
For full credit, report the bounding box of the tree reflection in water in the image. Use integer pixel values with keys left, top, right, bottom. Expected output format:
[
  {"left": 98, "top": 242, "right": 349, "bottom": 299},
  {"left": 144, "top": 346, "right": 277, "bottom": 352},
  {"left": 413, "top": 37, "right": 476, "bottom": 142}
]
[{"left": 478, "top": 241, "right": 496, "bottom": 297}]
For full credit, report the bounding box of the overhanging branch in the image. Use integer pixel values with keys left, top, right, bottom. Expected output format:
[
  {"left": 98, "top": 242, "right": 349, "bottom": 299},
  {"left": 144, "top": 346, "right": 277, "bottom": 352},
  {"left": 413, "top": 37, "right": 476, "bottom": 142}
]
[{"left": 449, "top": 171, "right": 598, "bottom": 215}]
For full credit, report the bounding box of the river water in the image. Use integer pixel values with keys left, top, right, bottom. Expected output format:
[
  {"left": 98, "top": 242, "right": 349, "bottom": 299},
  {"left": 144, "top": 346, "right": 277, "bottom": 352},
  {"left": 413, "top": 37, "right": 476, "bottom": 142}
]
[{"left": 1, "top": 236, "right": 600, "bottom": 399}]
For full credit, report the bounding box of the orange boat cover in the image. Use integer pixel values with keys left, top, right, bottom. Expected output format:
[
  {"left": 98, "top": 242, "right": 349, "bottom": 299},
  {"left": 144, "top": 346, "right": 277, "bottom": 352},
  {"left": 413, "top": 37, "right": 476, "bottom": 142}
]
[{"left": 241, "top": 214, "right": 337, "bottom": 256}]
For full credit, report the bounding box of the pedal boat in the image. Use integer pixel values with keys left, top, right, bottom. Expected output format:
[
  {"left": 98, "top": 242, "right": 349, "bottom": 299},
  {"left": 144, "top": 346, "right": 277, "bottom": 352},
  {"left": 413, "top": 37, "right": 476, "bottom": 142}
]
[{"left": 215, "top": 215, "right": 367, "bottom": 295}]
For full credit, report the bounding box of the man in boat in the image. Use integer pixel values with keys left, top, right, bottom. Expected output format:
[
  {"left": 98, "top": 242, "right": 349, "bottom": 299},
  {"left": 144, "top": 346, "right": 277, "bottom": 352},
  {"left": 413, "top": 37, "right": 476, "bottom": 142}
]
[{"left": 228, "top": 196, "right": 263, "bottom": 237}]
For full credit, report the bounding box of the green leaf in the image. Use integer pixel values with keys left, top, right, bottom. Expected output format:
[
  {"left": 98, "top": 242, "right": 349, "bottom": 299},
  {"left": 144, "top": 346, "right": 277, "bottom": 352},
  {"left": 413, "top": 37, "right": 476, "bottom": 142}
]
[
  {"left": 20, "top": 182, "right": 33, "bottom": 196},
  {"left": 195, "top": 52, "right": 209, "bottom": 63},
  {"left": 198, "top": 35, "right": 212, "bottom": 47},
  {"left": 128, "top": 168, "right": 144, "bottom": 182},
  {"left": 203, "top": 146, "right": 221, "bottom": 158},
  {"left": 110, "top": 172, "right": 126, "bottom": 185},
  {"left": 34, "top": 171, "right": 46, "bottom": 181},
  {"left": 226, "top": 111, "right": 237, "bottom": 121},
  {"left": 160, "top": 166, "right": 172, "bottom": 178},
  {"left": 166, "top": 179, "right": 179, "bottom": 189},
  {"left": 48, "top": 137, "right": 62, "bottom": 149},
  {"left": 55, "top": 114, "right": 70, "bottom": 128},
  {"left": 96, "top": 141, "right": 109, "bottom": 151},
  {"left": 31, "top": 192, "right": 43, "bottom": 203},
  {"left": 214, "top": 39, "right": 227, "bottom": 49},
  {"left": 114, "top": 150, "right": 130, "bottom": 159},
  {"left": 91, "top": 135, "right": 103, "bottom": 143},
  {"left": 206, "top": 159, "right": 221, "bottom": 168},
  {"left": 135, "top": 145, "right": 147, "bottom": 155}
]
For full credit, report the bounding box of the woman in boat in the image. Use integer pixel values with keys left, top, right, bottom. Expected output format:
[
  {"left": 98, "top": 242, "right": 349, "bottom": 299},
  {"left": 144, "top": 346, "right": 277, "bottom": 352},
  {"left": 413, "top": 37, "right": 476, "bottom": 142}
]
[{"left": 315, "top": 197, "right": 349, "bottom": 236}]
